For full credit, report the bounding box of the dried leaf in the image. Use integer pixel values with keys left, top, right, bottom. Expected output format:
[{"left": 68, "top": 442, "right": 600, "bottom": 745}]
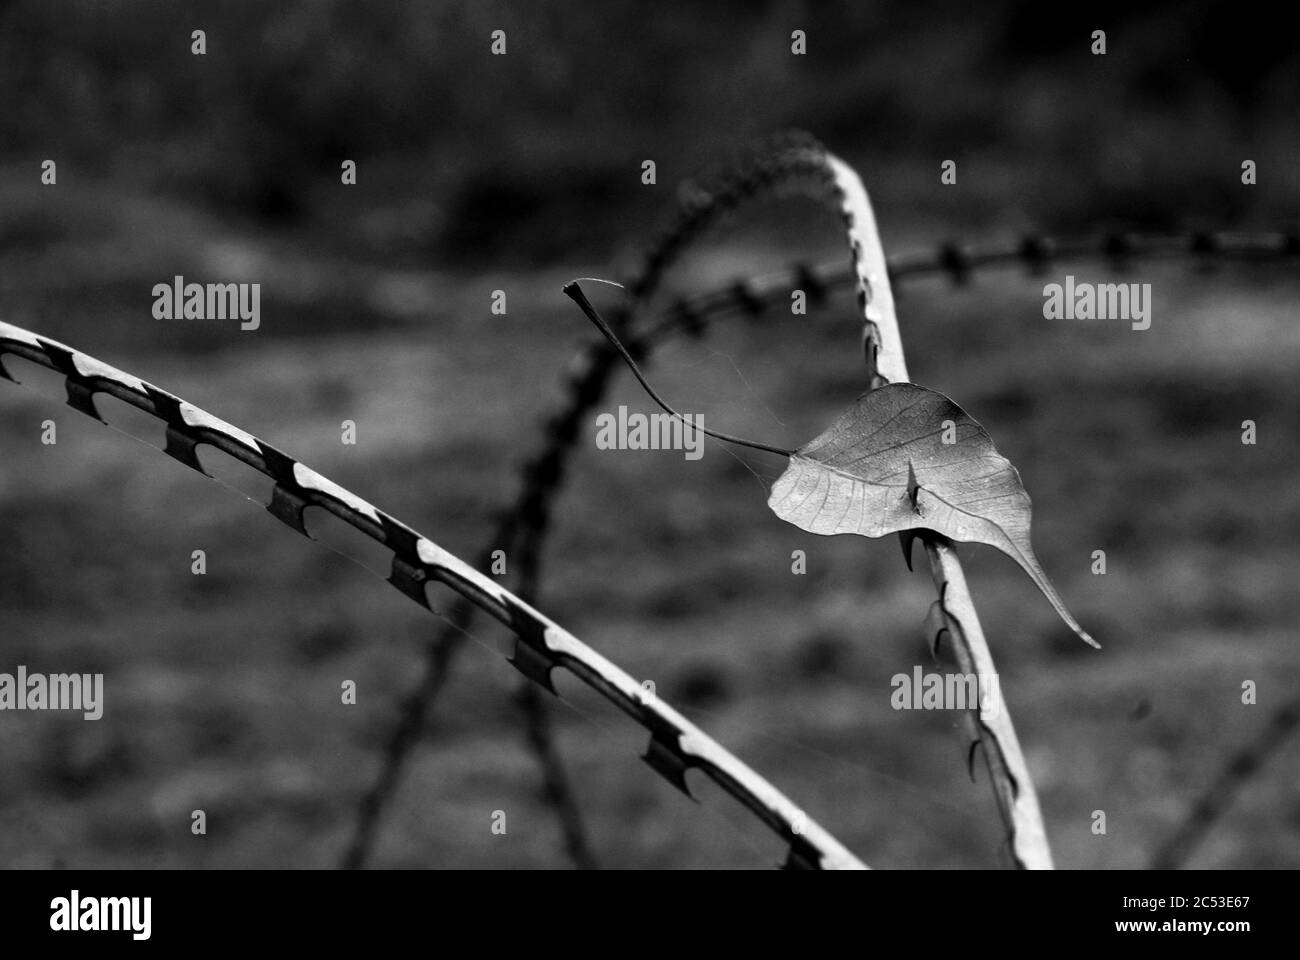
[
  {"left": 561, "top": 280, "right": 1094, "bottom": 649},
  {"left": 769, "top": 383, "right": 1095, "bottom": 647}
]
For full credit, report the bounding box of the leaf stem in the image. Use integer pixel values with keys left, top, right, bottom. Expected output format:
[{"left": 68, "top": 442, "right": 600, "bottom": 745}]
[{"left": 563, "top": 281, "right": 794, "bottom": 458}]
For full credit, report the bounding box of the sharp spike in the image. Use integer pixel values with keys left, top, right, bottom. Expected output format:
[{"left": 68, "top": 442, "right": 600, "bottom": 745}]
[{"left": 899, "top": 530, "right": 917, "bottom": 571}]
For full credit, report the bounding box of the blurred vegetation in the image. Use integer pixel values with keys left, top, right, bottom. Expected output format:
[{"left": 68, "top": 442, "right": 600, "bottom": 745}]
[{"left": 2, "top": 0, "right": 1296, "bottom": 265}]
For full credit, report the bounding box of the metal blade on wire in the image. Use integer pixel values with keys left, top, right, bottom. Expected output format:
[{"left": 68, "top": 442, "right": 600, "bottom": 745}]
[{"left": 0, "top": 318, "right": 866, "bottom": 870}]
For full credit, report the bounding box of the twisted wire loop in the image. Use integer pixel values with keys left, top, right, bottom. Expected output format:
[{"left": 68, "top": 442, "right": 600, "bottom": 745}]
[
  {"left": 350, "top": 125, "right": 1299, "bottom": 867},
  {"left": 348, "top": 131, "right": 900, "bottom": 868},
  {"left": 5, "top": 139, "right": 1292, "bottom": 869},
  {"left": 0, "top": 319, "right": 867, "bottom": 871}
]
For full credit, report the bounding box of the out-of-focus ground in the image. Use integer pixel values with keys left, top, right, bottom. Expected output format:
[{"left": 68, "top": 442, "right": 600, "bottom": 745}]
[{"left": 0, "top": 2, "right": 1297, "bottom": 868}]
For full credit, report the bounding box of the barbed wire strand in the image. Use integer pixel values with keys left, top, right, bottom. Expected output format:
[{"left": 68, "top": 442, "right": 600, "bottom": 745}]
[
  {"left": 344, "top": 143, "right": 1300, "bottom": 870},
  {"left": 1150, "top": 694, "right": 1300, "bottom": 869},
  {"left": 0, "top": 317, "right": 866, "bottom": 871},
  {"left": 343, "top": 131, "right": 871, "bottom": 868}
]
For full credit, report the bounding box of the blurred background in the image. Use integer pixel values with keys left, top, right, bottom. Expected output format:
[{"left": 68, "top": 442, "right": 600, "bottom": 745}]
[{"left": 0, "top": 0, "right": 1297, "bottom": 868}]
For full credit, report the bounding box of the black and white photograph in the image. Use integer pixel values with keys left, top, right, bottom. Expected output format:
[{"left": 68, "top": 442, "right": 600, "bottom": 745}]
[{"left": 0, "top": 0, "right": 1294, "bottom": 939}]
